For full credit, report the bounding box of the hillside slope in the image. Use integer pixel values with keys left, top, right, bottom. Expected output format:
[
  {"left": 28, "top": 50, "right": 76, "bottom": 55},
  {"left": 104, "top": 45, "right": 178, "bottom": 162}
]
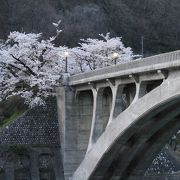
[{"left": 1, "top": 0, "right": 180, "bottom": 54}]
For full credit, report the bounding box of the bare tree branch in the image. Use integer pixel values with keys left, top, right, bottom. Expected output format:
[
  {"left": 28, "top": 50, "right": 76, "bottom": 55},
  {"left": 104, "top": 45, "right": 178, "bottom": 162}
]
[{"left": 10, "top": 54, "right": 37, "bottom": 76}]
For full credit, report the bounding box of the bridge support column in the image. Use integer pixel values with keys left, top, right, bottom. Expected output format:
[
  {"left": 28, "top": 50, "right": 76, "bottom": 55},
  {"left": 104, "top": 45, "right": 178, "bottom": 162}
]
[
  {"left": 56, "top": 74, "right": 81, "bottom": 180},
  {"left": 87, "top": 82, "right": 128, "bottom": 151},
  {"left": 87, "top": 84, "right": 115, "bottom": 151},
  {"left": 108, "top": 84, "right": 124, "bottom": 125},
  {"left": 108, "top": 85, "right": 118, "bottom": 125},
  {"left": 87, "top": 88, "right": 98, "bottom": 151},
  {"left": 132, "top": 82, "right": 147, "bottom": 103}
]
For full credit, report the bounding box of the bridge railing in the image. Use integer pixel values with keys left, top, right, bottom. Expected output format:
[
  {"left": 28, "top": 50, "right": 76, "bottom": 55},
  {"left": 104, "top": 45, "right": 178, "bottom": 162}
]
[{"left": 69, "top": 50, "right": 180, "bottom": 85}]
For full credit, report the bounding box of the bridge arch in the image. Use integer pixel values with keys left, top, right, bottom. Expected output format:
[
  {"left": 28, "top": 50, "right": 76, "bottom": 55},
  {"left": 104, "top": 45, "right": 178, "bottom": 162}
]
[{"left": 72, "top": 74, "right": 180, "bottom": 180}]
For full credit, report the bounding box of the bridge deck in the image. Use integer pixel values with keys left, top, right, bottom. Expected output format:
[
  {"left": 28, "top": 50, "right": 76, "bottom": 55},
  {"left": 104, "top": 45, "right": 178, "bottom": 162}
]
[{"left": 69, "top": 50, "right": 180, "bottom": 86}]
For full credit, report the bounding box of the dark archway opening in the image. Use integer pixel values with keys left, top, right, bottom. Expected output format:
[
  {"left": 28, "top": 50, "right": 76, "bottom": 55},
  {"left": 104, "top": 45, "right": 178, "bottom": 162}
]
[
  {"left": 92, "top": 87, "right": 112, "bottom": 143},
  {"left": 77, "top": 90, "right": 93, "bottom": 154}
]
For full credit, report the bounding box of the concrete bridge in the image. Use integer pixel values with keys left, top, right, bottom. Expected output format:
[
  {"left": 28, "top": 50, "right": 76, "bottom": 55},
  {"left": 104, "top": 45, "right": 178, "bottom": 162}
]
[{"left": 56, "top": 50, "right": 180, "bottom": 180}]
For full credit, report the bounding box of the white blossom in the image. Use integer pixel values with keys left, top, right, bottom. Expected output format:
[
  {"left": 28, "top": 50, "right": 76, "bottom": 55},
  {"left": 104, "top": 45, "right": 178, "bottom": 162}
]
[
  {"left": 70, "top": 33, "right": 133, "bottom": 72},
  {"left": 0, "top": 32, "right": 134, "bottom": 107},
  {"left": 0, "top": 31, "right": 67, "bottom": 107}
]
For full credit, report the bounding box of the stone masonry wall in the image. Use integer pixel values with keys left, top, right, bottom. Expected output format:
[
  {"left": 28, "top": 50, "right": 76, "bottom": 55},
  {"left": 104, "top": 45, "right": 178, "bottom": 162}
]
[
  {"left": 0, "top": 97, "right": 64, "bottom": 180},
  {"left": 0, "top": 97, "right": 60, "bottom": 146}
]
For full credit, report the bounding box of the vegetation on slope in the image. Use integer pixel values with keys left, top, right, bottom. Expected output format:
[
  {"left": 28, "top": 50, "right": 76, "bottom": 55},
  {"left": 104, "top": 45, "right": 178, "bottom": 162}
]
[
  {"left": 1, "top": 0, "right": 180, "bottom": 55},
  {"left": 0, "top": 96, "right": 27, "bottom": 130}
]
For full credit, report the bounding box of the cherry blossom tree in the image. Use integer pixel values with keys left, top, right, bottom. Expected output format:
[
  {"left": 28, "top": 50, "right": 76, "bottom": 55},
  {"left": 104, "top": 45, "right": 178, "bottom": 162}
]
[
  {"left": 0, "top": 31, "right": 69, "bottom": 107},
  {"left": 71, "top": 33, "right": 133, "bottom": 72},
  {"left": 0, "top": 29, "right": 134, "bottom": 107}
]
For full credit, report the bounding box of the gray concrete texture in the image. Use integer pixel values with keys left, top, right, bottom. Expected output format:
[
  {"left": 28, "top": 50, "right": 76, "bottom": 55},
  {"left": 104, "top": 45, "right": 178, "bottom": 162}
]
[
  {"left": 72, "top": 71, "right": 180, "bottom": 180},
  {"left": 56, "top": 50, "right": 180, "bottom": 180}
]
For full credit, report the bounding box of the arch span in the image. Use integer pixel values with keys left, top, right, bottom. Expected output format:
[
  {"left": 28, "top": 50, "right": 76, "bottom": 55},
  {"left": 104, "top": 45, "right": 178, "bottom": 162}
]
[{"left": 72, "top": 74, "right": 180, "bottom": 180}]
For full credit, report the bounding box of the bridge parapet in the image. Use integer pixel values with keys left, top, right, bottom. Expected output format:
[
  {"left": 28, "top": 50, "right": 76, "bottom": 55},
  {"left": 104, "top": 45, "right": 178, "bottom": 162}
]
[{"left": 69, "top": 50, "right": 180, "bottom": 86}]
